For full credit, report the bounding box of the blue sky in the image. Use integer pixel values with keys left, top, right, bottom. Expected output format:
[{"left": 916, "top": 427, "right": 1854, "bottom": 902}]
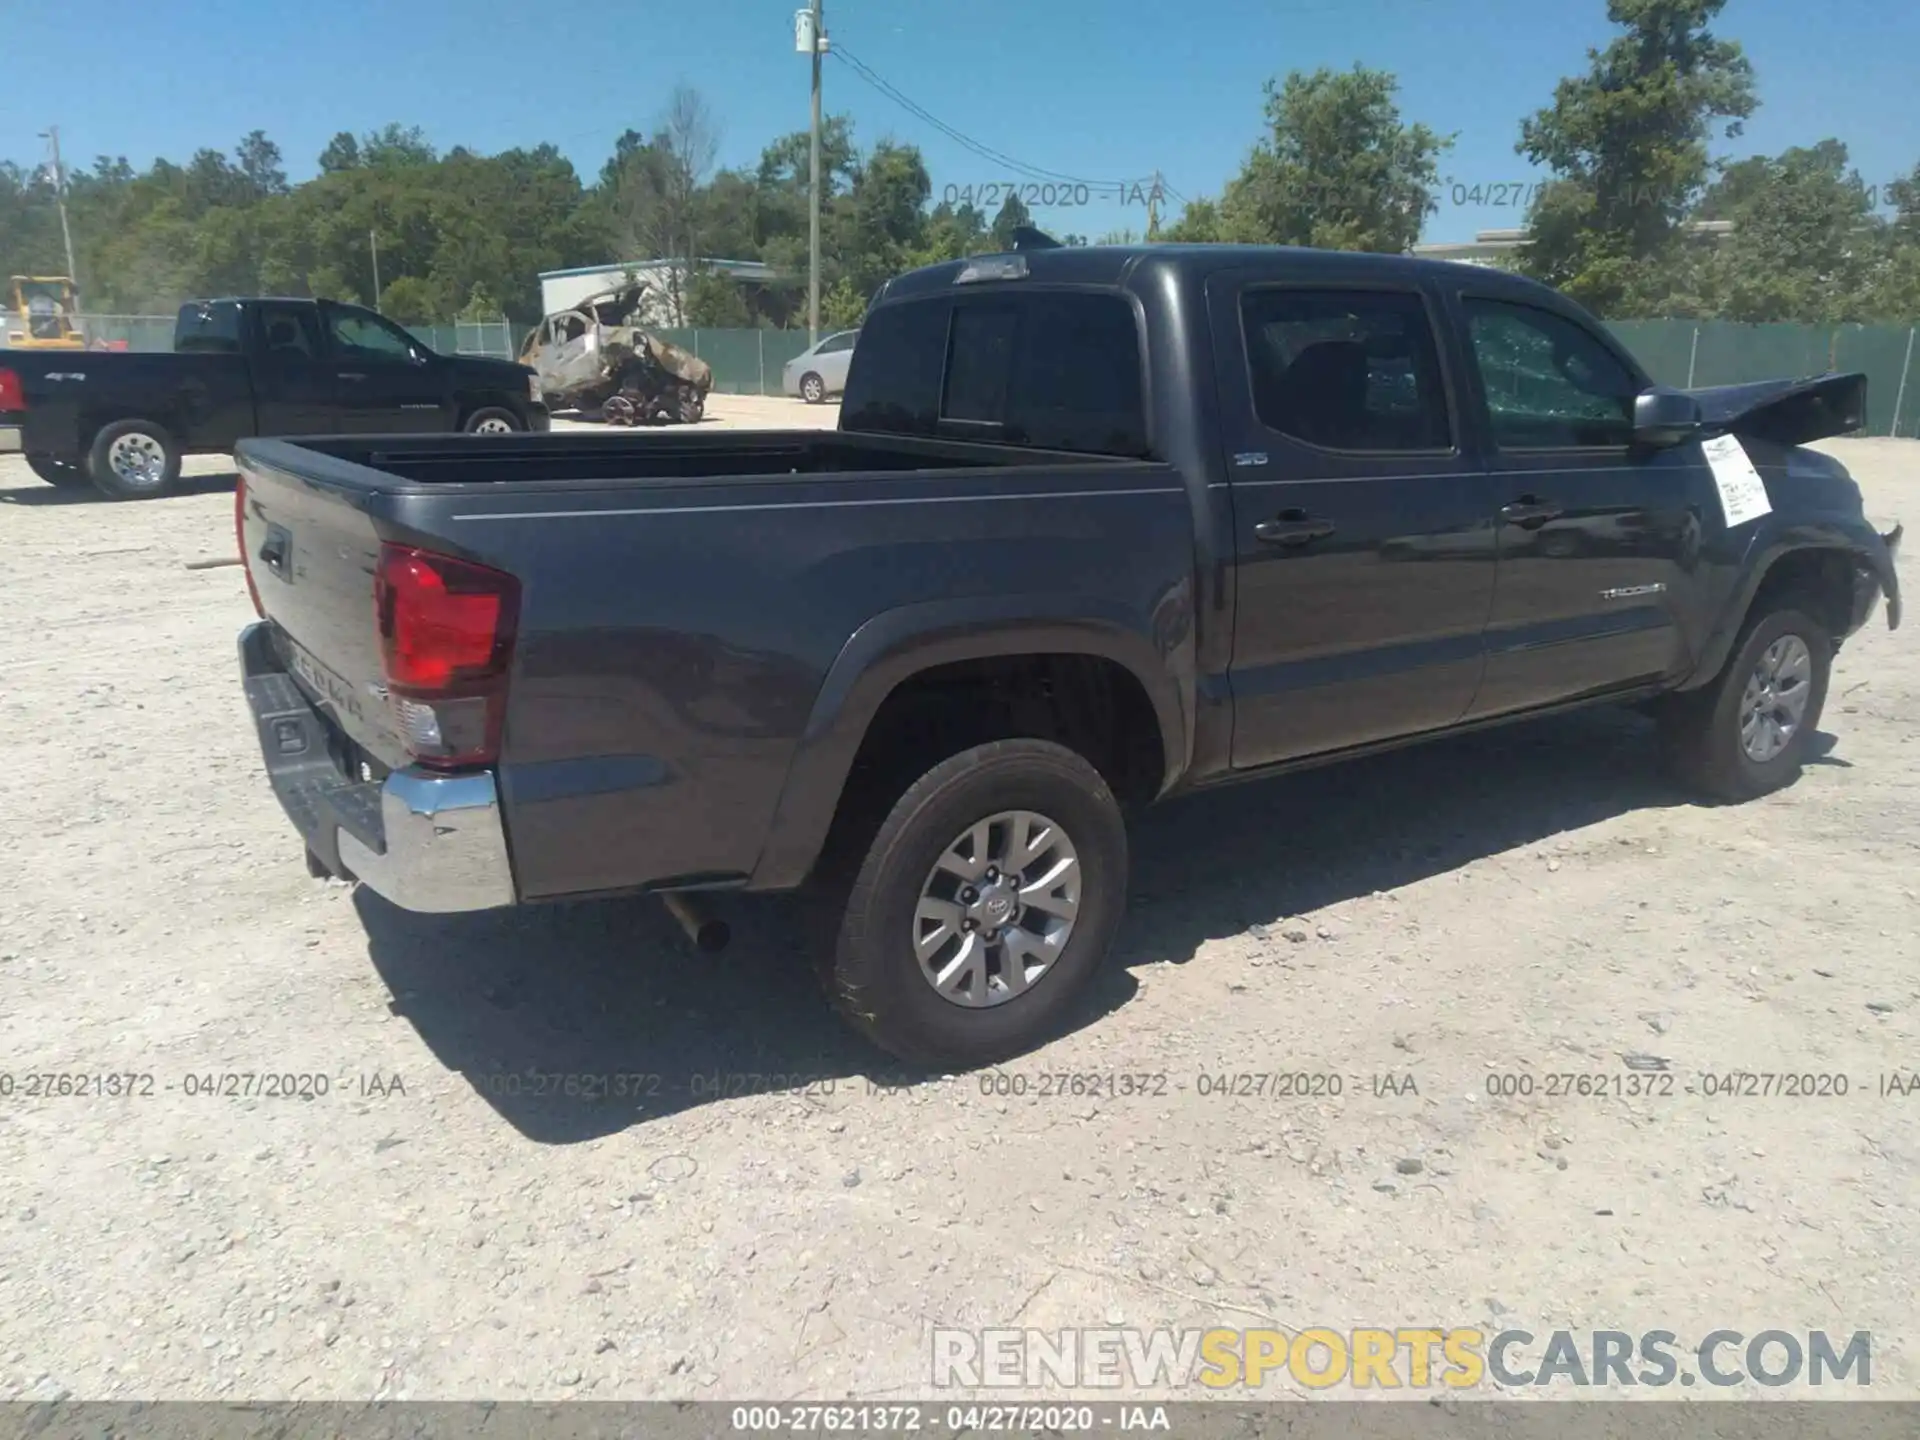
[{"left": 3, "top": 0, "right": 1917, "bottom": 246}]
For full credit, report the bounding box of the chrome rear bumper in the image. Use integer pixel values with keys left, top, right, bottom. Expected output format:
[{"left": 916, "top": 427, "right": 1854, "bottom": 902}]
[{"left": 238, "top": 621, "right": 515, "bottom": 912}]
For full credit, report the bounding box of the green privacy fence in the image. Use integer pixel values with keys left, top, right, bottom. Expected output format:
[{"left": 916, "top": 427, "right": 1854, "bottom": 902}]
[
  {"left": 1606, "top": 320, "right": 1920, "bottom": 438},
  {"left": 650, "top": 327, "right": 821, "bottom": 395},
  {"left": 400, "top": 322, "right": 824, "bottom": 391},
  {"left": 37, "top": 314, "right": 1920, "bottom": 431}
]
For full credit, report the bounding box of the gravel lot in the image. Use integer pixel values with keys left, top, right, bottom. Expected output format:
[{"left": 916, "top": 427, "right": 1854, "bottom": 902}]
[{"left": 0, "top": 407, "right": 1914, "bottom": 1404}]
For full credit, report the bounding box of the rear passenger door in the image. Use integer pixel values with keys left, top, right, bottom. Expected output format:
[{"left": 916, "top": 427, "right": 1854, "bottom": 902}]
[
  {"left": 1448, "top": 292, "right": 1698, "bottom": 718},
  {"left": 1209, "top": 272, "right": 1498, "bottom": 768}
]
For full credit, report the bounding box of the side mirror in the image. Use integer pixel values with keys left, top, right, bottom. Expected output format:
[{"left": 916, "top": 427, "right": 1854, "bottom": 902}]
[{"left": 1633, "top": 386, "right": 1702, "bottom": 448}]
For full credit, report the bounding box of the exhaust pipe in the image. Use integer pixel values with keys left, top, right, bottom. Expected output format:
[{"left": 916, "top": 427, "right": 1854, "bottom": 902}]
[{"left": 661, "top": 890, "right": 730, "bottom": 953}]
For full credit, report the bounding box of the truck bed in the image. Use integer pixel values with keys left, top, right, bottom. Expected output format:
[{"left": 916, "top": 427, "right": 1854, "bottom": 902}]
[
  {"left": 234, "top": 427, "right": 1194, "bottom": 902},
  {"left": 239, "top": 428, "right": 1137, "bottom": 493}
]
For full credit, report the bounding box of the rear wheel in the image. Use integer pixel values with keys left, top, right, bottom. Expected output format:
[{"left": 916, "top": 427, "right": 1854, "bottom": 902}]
[
  {"left": 799, "top": 371, "right": 825, "bottom": 404},
  {"left": 463, "top": 407, "right": 523, "bottom": 435},
  {"left": 675, "top": 383, "right": 705, "bottom": 424},
  {"left": 86, "top": 419, "right": 181, "bottom": 500},
  {"left": 26, "top": 454, "right": 89, "bottom": 489},
  {"left": 817, "top": 739, "right": 1129, "bottom": 1069}
]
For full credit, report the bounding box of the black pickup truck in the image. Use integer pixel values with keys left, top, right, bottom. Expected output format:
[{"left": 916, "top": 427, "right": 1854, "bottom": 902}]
[
  {"left": 231, "top": 242, "right": 1902, "bottom": 1068},
  {"left": 0, "top": 296, "right": 547, "bottom": 499}
]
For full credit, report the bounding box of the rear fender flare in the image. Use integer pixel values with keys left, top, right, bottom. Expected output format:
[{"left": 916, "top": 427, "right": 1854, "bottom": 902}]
[{"left": 749, "top": 592, "right": 1193, "bottom": 889}]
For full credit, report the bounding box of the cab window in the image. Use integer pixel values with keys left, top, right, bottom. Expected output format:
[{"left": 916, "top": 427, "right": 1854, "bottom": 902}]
[
  {"left": 1462, "top": 297, "right": 1639, "bottom": 449},
  {"left": 327, "top": 306, "right": 421, "bottom": 361},
  {"left": 1240, "top": 288, "right": 1451, "bottom": 451}
]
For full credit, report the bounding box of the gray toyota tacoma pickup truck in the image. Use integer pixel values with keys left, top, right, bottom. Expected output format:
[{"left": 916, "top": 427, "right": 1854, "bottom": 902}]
[{"left": 233, "top": 239, "right": 1903, "bottom": 1067}]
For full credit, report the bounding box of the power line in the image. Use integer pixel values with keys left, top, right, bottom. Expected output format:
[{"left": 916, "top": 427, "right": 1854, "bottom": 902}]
[{"left": 828, "top": 43, "right": 1158, "bottom": 202}]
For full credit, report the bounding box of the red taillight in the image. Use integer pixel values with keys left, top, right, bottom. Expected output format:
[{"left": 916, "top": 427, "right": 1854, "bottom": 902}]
[
  {"left": 235, "top": 474, "right": 264, "bottom": 618},
  {"left": 376, "top": 545, "right": 517, "bottom": 688},
  {"left": 0, "top": 368, "right": 24, "bottom": 411},
  {"left": 374, "top": 543, "right": 519, "bottom": 769}
]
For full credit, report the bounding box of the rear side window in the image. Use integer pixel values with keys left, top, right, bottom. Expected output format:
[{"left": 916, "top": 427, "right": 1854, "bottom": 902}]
[
  {"left": 1241, "top": 289, "right": 1451, "bottom": 451},
  {"left": 175, "top": 301, "right": 244, "bottom": 354},
  {"left": 841, "top": 291, "right": 1149, "bottom": 457}
]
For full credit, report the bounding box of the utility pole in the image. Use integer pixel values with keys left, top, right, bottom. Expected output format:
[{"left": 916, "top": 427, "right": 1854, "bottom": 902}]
[
  {"left": 370, "top": 230, "right": 383, "bottom": 313},
  {"left": 1146, "top": 170, "right": 1164, "bottom": 241},
  {"left": 807, "top": 0, "right": 825, "bottom": 345},
  {"left": 39, "top": 127, "right": 80, "bottom": 292}
]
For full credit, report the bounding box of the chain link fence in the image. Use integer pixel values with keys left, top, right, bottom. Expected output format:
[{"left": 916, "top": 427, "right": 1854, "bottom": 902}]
[
  {"left": 400, "top": 320, "right": 522, "bottom": 360},
  {"left": 22, "top": 314, "right": 1920, "bottom": 433}
]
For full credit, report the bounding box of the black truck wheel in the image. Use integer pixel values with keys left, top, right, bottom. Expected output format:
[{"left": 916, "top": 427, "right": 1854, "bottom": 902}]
[
  {"left": 86, "top": 419, "right": 182, "bottom": 500},
  {"left": 819, "top": 739, "right": 1129, "bottom": 1069},
  {"left": 1660, "top": 605, "right": 1832, "bottom": 802},
  {"left": 463, "top": 407, "right": 523, "bottom": 434},
  {"left": 26, "top": 454, "right": 90, "bottom": 489}
]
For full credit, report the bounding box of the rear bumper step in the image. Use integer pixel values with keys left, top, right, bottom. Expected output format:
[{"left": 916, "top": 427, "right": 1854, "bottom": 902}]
[{"left": 238, "top": 621, "right": 516, "bottom": 913}]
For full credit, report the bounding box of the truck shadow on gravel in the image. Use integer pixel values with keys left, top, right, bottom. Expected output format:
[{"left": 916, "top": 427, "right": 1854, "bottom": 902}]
[
  {"left": 0, "top": 472, "right": 237, "bottom": 506},
  {"left": 357, "top": 704, "right": 1828, "bottom": 1143}
]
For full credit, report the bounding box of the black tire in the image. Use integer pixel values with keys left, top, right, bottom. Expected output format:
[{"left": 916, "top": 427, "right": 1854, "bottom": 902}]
[
  {"left": 675, "top": 383, "right": 705, "bottom": 424},
  {"left": 799, "top": 371, "right": 826, "bottom": 404},
  {"left": 819, "top": 738, "right": 1129, "bottom": 1069},
  {"left": 26, "top": 454, "right": 89, "bottom": 489},
  {"left": 86, "top": 419, "right": 181, "bottom": 500},
  {"left": 463, "top": 406, "right": 523, "bottom": 434},
  {"left": 1660, "top": 605, "right": 1832, "bottom": 802}
]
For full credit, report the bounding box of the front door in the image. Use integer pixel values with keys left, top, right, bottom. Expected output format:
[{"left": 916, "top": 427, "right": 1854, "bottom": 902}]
[
  {"left": 1210, "top": 272, "right": 1498, "bottom": 769},
  {"left": 320, "top": 302, "right": 450, "bottom": 434},
  {"left": 1449, "top": 293, "right": 1699, "bottom": 718},
  {"left": 248, "top": 301, "right": 337, "bottom": 437}
]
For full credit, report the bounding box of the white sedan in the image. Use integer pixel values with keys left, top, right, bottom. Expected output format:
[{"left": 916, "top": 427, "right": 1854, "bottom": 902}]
[{"left": 781, "top": 329, "right": 859, "bottom": 403}]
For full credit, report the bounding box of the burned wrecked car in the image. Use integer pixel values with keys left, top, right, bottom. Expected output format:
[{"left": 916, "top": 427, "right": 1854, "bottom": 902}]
[{"left": 518, "top": 283, "right": 713, "bottom": 425}]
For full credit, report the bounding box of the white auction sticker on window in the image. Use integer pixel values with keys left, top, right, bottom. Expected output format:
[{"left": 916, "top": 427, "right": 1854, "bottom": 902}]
[{"left": 1701, "top": 433, "right": 1772, "bottom": 529}]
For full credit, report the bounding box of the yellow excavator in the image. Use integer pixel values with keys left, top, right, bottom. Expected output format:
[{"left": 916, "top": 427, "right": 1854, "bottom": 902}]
[{"left": 5, "top": 275, "right": 91, "bottom": 349}]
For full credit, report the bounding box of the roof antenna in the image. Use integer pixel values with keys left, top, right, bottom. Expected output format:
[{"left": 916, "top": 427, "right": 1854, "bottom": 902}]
[{"left": 1010, "top": 225, "right": 1062, "bottom": 251}]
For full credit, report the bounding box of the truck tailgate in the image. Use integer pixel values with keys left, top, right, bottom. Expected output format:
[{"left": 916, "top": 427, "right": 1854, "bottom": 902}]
[{"left": 236, "top": 453, "right": 411, "bottom": 771}]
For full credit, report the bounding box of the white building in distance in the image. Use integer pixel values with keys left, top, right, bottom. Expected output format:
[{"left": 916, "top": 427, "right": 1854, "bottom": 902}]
[{"left": 1412, "top": 221, "right": 1735, "bottom": 267}]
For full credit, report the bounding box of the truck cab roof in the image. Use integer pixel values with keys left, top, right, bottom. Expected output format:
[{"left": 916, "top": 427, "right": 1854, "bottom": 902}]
[{"left": 870, "top": 240, "right": 1580, "bottom": 315}]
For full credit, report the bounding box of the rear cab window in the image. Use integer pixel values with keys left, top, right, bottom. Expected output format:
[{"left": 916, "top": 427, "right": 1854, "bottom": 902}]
[{"left": 841, "top": 290, "right": 1149, "bottom": 457}]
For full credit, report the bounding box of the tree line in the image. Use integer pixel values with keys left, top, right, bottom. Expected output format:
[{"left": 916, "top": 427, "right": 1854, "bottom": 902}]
[
  {"left": 1162, "top": 0, "right": 1920, "bottom": 324},
  {"left": 2, "top": 0, "right": 1915, "bottom": 331}
]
